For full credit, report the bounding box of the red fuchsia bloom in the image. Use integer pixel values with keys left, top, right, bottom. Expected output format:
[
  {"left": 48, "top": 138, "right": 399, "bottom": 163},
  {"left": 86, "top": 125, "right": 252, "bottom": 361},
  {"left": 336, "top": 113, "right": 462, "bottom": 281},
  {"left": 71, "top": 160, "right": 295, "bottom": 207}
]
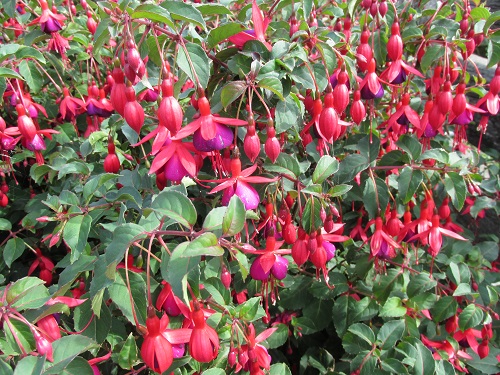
[
  {"left": 47, "top": 32, "right": 71, "bottom": 61},
  {"left": 421, "top": 334, "right": 472, "bottom": 373},
  {"left": 58, "top": 87, "right": 85, "bottom": 122},
  {"left": 104, "top": 138, "right": 120, "bottom": 174},
  {"left": 209, "top": 156, "right": 277, "bottom": 210},
  {"left": 369, "top": 217, "right": 401, "bottom": 260},
  {"left": 175, "top": 93, "right": 246, "bottom": 151},
  {"left": 30, "top": 0, "right": 66, "bottom": 34},
  {"left": 86, "top": 82, "right": 113, "bottom": 118},
  {"left": 36, "top": 314, "right": 61, "bottom": 342},
  {"left": 141, "top": 313, "right": 174, "bottom": 373},
  {"left": 360, "top": 59, "right": 384, "bottom": 100},
  {"left": 148, "top": 137, "right": 198, "bottom": 184},
  {"left": 236, "top": 324, "right": 276, "bottom": 374},
  {"left": 189, "top": 301, "right": 220, "bottom": 363},
  {"left": 28, "top": 248, "right": 54, "bottom": 285},
  {"left": 454, "top": 328, "right": 482, "bottom": 355},
  {"left": 155, "top": 281, "right": 186, "bottom": 317},
  {"left": 228, "top": 0, "right": 272, "bottom": 50},
  {"left": 387, "top": 93, "right": 421, "bottom": 132},
  {"left": 33, "top": 329, "right": 54, "bottom": 361},
  {"left": 249, "top": 235, "right": 289, "bottom": 281},
  {"left": 410, "top": 214, "right": 466, "bottom": 257},
  {"left": 157, "top": 76, "right": 183, "bottom": 136}
]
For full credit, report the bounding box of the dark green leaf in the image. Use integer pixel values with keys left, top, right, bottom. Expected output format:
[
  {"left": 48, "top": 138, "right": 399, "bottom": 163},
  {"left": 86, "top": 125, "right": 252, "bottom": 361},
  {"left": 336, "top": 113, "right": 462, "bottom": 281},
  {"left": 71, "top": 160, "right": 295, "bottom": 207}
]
[
  {"left": 0, "top": 67, "right": 23, "bottom": 79},
  {"left": 396, "top": 135, "right": 422, "bottom": 161},
  {"left": 47, "top": 335, "right": 95, "bottom": 374},
  {"left": 108, "top": 269, "right": 147, "bottom": 326},
  {"left": 328, "top": 184, "right": 352, "bottom": 197},
  {"left": 381, "top": 358, "right": 409, "bottom": 374},
  {"left": 2, "top": 0, "right": 16, "bottom": 18},
  {"left": 332, "top": 154, "right": 369, "bottom": 184},
  {"left": 4, "top": 237, "right": 26, "bottom": 268},
  {"left": 0, "top": 217, "right": 11, "bottom": 231},
  {"left": 182, "top": 233, "right": 224, "bottom": 257},
  {"left": 444, "top": 172, "right": 466, "bottom": 211},
  {"left": 105, "top": 224, "right": 146, "bottom": 265},
  {"left": 221, "top": 81, "right": 247, "bottom": 109},
  {"left": 238, "top": 297, "right": 266, "bottom": 321},
  {"left": 203, "top": 277, "right": 230, "bottom": 306},
  {"left": 7, "top": 277, "right": 49, "bottom": 309},
  {"left": 12, "top": 356, "right": 44, "bottom": 375},
  {"left": 118, "top": 333, "right": 139, "bottom": 370},
  {"left": 358, "top": 134, "right": 380, "bottom": 163},
  {"left": 420, "top": 44, "right": 445, "bottom": 73},
  {"left": 207, "top": 22, "right": 246, "bottom": 48},
  {"left": 430, "top": 296, "right": 458, "bottom": 323},
  {"left": 18, "top": 60, "right": 43, "bottom": 94},
  {"left": 92, "top": 18, "right": 111, "bottom": 52},
  {"left": 312, "top": 155, "right": 339, "bottom": 184},
  {"left": 63, "top": 215, "right": 92, "bottom": 264},
  {"left": 265, "top": 324, "right": 289, "bottom": 349},
  {"left": 131, "top": 4, "right": 174, "bottom": 28},
  {"left": 151, "top": 190, "right": 197, "bottom": 228},
  {"left": 379, "top": 150, "right": 407, "bottom": 166},
  {"left": 362, "top": 176, "right": 389, "bottom": 220},
  {"left": 259, "top": 77, "right": 284, "bottom": 100},
  {"left": 458, "top": 304, "right": 484, "bottom": 331},
  {"left": 15, "top": 46, "right": 45, "bottom": 63},
  {"left": 164, "top": 242, "right": 200, "bottom": 299},
  {"left": 222, "top": 195, "right": 246, "bottom": 236},
  {"left": 73, "top": 299, "right": 111, "bottom": 344},
  {"left": 398, "top": 167, "right": 423, "bottom": 204},
  {"left": 487, "top": 40, "right": 500, "bottom": 68},
  {"left": 420, "top": 148, "right": 449, "bottom": 164},
  {"left": 263, "top": 153, "right": 301, "bottom": 179},
  {"left": 302, "top": 197, "right": 322, "bottom": 233},
  {"left": 380, "top": 297, "right": 407, "bottom": 317},
  {"left": 347, "top": 323, "right": 376, "bottom": 345},
  {"left": 275, "top": 94, "right": 302, "bottom": 133},
  {"left": 407, "top": 272, "right": 437, "bottom": 298},
  {"left": 373, "top": 269, "right": 402, "bottom": 303},
  {"left": 58, "top": 357, "right": 94, "bottom": 375},
  {"left": 162, "top": 1, "right": 206, "bottom": 29},
  {"left": 377, "top": 320, "right": 405, "bottom": 350},
  {"left": 177, "top": 42, "right": 210, "bottom": 90},
  {"left": 402, "top": 26, "right": 423, "bottom": 41},
  {"left": 197, "top": 4, "right": 232, "bottom": 15}
]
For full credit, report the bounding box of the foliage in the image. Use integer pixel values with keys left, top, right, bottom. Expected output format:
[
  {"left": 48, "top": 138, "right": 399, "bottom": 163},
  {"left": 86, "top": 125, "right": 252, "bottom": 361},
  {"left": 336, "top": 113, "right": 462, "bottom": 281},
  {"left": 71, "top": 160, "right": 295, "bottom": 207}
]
[{"left": 0, "top": 0, "right": 499, "bottom": 374}]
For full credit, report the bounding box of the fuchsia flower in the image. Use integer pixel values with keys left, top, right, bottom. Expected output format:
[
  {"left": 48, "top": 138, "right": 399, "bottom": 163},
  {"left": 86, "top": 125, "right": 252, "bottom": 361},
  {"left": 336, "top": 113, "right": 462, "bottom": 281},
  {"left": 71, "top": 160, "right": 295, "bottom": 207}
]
[
  {"left": 360, "top": 58, "right": 384, "bottom": 99},
  {"left": 421, "top": 335, "right": 472, "bottom": 373},
  {"left": 228, "top": 0, "right": 272, "bottom": 50},
  {"left": 30, "top": 0, "right": 66, "bottom": 34},
  {"left": 235, "top": 324, "right": 276, "bottom": 374},
  {"left": 369, "top": 217, "right": 401, "bottom": 260},
  {"left": 209, "top": 156, "right": 277, "bottom": 210},
  {"left": 189, "top": 301, "right": 220, "bottom": 363},
  {"left": 174, "top": 93, "right": 246, "bottom": 151},
  {"left": 59, "top": 87, "right": 85, "bottom": 121}
]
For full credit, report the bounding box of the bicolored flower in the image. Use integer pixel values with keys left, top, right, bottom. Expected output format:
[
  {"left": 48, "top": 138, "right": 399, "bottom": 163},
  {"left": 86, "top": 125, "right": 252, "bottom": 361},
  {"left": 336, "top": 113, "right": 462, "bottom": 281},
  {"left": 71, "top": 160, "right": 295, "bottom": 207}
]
[
  {"left": 228, "top": 0, "right": 272, "bottom": 50},
  {"left": 189, "top": 301, "right": 219, "bottom": 363}
]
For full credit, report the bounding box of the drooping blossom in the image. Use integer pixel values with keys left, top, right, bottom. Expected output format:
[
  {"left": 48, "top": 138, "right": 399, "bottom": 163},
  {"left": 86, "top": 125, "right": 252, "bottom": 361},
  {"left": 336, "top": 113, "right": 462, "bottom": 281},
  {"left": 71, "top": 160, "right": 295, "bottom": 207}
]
[
  {"left": 208, "top": 155, "right": 277, "bottom": 210},
  {"left": 228, "top": 0, "right": 272, "bottom": 50},
  {"left": 30, "top": 0, "right": 66, "bottom": 34},
  {"left": 189, "top": 301, "right": 219, "bottom": 362},
  {"left": 58, "top": 87, "right": 86, "bottom": 122}
]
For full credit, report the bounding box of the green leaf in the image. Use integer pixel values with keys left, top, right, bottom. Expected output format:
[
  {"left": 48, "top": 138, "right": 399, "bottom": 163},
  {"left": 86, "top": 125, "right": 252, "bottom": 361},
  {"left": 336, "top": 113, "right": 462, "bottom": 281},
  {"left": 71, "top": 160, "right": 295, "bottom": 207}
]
[
  {"left": 275, "top": 94, "right": 302, "bottom": 133},
  {"left": 164, "top": 242, "right": 200, "bottom": 299},
  {"left": 379, "top": 150, "right": 407, "bottom": 166},
  {"left": 377, "top": 320, "right": 405, "bottom": 350},
  {"left": 328, "top": 184, "right": 352, "bottom": 197},
  {"left": 201, "top": 369, "right": 226, "bottom": 375},
  {"left": 73, "top": 299, "right": 111, "bottom": 344},
  {"left": 259, "top": 77, "right": 284, "bottom": 100},
  {"left": 402, "top": 26, "right": 423, "bottom": 41},
  {"left": 12, "top": 356, "right": 44, "bottom": 375},
  {"left": 419, "top": 148, "right": 449, "bottom": 164},
  {"left": 207, "top": 22, "right": 246, "bottom": 48},
  {"left": 444, "top": 172, "right": 466, "bottom": 211},
  {"left": 131, "top": 4, "right": 174, "bottom": 28},
  {"left": 105, "top": 223, "right": 147, "bottom": 265},
  {"left": 263, "top": 153, "right": 301, "bottom": 179},
  {"left": 108, "top": 269, "right": 147, "bottom": 326},
  {"left": 362, "top": 176, "right": 389, "bottom": 220},
  {"left": 373, "top": 269, "right": 402, "bottom": 303},
  {"left": 196, "top": 4, "right": 232, "bottom": 16},
  {"left": 118, "top": 333, "right": 139, "bottom": 370},
  {"left": 162, "top": 1, "right": 206, "bottom": 29},
  {"left": 0, "top": 358, "right": 13, "bottom": 375},
  {"left": 407, "top": 272, "right": 437, "bottom": 298},
  {"left": 202, "top": 277, "right": 230, "bottom": 306},
  {"left": 221, "top": 81, "right": 246, "bottom": 109},
  {"left": 471, "top": 6, "right": 490, "bottom": 21},
  {"left": 222, "top": 195, "right": 246, "bottom": 236},
  {"left": 177, "top": 42, "right": 210, "bottom": 90},
  {"left": 409, "top": 338, "right": 436, "bottom": 375},
  {"left": 269, "top": 363, "right": 292, "bottom": 375},
  {"left": 396, "top": 135, "right": 422, "bottom": 161},
  {"left": 47, "top": 335, "right": 95, "bottom": 374},
  {"left": 381, "top": 358, "right": 409, "bottom": 374},
  {"left": 18, "top": 60, "right": 43, "bottom": 94},
  {"left": 430, "top": 296, "right": 458, "bottom": 323},
  {"left": 0, "top": 218, "right": 11, "bottom": 231},
  {"left": 238, "top": 296, "right": 266, "bottom": 321},
  {"left": 484, "top": 10, "right": 500, "bottom": 33},
  {"left": 265, "top": 323, "right": 289, "bottom": 349},
  {"left": 151, "top": 190, "right": 197, "bottom": 228},
  {"left": 58, "top": 357, "right": 94, "bottom": 375},
  {"left": 312, "top": 155, "right": 339, "bottom": 184},
  {"left": 2, "top": 0, "right": 16, "bottom": 18},
  {"left": 92, "top": 17, "right": 111, "bottom": 52},
  {"left": 7, "top": 277, "right": 49, "bottom": 309},
  {"left": 398, "top": 167, "right": 423, "bottom": 204},
  {"left": 487, "top": 40, "right": 500, "bottom": 68},
  {"left": 458, "top": 304, "right": 484, "bottom": 331},
  {"left": 3, "top": 237, "right": 26, "bottom": 268},
  {"left": 63, "top": 215, "right": 92, "bottom": 264},
  {"left": 0, "top": 67, "right": 23, "bottom": 79},
  {"left": 420, "top": 44, "right": 445, "bottom": 73},
  {"left": 358, "top": 134, "right": 380, "bottom": 163},
  {"left": 347, "top": 323, "right": 376, "bottom": 345},
  {"left": 15, "top": 46, "right": 46, "bottom": 63},
  {"left": 302, "top": 197, "right": 322, "bottom": 233},
  {"left": 332, "top": 154, "right": 369, "bottom": 184},
  {"left": 203, "top": 206, "right": 227, "bottom": 231},
  {"left": 380, "top": 297, "right": 407, "bottom": 317},
  {"left": 182, "top": 233, "right": 224, "bottom": 257}
]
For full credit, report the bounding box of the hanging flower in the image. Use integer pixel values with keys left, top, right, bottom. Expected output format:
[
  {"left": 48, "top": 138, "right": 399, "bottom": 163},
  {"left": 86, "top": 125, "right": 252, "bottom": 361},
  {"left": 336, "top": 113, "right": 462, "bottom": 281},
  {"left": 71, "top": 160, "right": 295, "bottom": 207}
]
[
  {"left": 189, "top": 301, "right": 220, "bottom": 363},
  {"left": 228, "top": 0, "right": 272, "bottom": 50},
  {"left": 30, "top": 0, "right": 66, "bottom": 34}
]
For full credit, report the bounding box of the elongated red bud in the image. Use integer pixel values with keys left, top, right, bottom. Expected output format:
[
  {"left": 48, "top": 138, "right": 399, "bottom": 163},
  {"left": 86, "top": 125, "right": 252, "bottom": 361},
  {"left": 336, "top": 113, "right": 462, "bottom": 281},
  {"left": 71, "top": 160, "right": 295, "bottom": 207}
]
[{"left": 123, "top": 86, "right": 144, "bottom": 134}]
